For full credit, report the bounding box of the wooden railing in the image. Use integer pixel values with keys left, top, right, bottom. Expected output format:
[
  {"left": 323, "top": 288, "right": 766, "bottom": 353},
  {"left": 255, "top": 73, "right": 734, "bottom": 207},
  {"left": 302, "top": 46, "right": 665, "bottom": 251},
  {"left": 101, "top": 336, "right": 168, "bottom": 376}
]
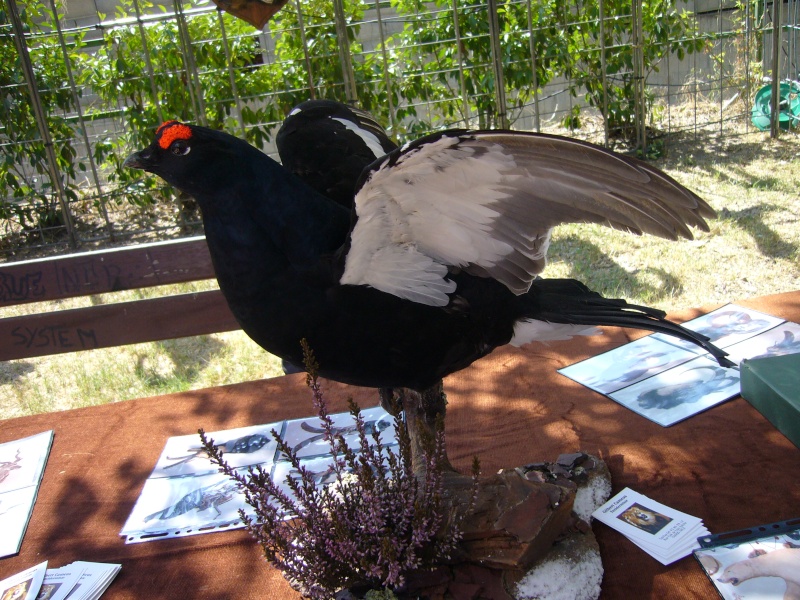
[{"left": 0, "top": 236, "right": 239, "bottom": 361}]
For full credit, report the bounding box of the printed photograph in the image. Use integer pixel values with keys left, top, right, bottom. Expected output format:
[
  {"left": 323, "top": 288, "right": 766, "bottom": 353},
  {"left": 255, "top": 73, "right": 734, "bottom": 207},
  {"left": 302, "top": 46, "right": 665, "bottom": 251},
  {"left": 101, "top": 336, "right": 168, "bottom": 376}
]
[
  {"left": 617, "top": 503, "right": 673, "bottom": 535},
  {"left": 121, "top": 407, "right": 398, "bottom": 541},
  {"left": 652, "top": 305, "right": 784, "bottom": 352},
  {"left": 559, "top": 335, "right": 697, "bottom": 394},
  {"left": 0, "top": 486, "right": 38, "bottom": 557},
  {"left": 608, "top": 356, "right": 741, "bottom": 426},
  {"left": 0, "top": 562, "right": 46, "bottom": 600},
  {"left": 725, "top": 322, "right": 800, "bottom": 364},
  {"left": 695, "top": 528, "right": 800, "bottom": 600},
  {"left": 0, "top": 431, "right": 53, "bottom": 493},
  {"left": 120, "top": 471, "right": 249, "bottom": 540},
  {"left": 0, "top": 579, "right": 31, "bottom": 600}
]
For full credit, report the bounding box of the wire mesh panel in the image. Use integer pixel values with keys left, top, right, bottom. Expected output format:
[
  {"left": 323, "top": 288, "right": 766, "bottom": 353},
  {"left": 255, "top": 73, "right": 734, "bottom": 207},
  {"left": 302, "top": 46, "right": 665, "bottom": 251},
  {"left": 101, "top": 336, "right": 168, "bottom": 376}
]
[{"left": 0, "top": 0, "right": 794, "bottom": 258}]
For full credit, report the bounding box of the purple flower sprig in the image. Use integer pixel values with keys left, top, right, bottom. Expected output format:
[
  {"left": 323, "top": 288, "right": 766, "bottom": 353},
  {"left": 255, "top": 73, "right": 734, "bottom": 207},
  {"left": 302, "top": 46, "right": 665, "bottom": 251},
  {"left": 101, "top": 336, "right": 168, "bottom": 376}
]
[{"left": 199, "top": 341, "right": 479, "bottom": 599}]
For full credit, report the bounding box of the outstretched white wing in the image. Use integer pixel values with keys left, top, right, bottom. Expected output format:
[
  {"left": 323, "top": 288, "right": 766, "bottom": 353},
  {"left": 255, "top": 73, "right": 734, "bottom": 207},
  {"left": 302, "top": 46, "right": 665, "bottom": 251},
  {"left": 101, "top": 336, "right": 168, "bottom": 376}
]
[{"left": 340, "top": 131, "right": 713, "bottom": 307}]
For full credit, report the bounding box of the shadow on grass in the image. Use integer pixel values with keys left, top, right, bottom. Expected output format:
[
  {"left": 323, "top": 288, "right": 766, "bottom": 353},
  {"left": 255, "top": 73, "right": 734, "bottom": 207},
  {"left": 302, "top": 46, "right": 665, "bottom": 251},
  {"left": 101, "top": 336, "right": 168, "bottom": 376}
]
[
  {"left": 0, "top": 360, "right": 35, "bottom": 385},
  {"left": 717, "top": 204, "right": 798, "bottom": 260},
  {"left": 656, "top": 130, "right": 799, "bottom": 180},
  {"left": 134, "top": 335, "right": 228, "bottom": 392},
  {"left": 547, "top": 234, "right": 684, "bottom": 304}
]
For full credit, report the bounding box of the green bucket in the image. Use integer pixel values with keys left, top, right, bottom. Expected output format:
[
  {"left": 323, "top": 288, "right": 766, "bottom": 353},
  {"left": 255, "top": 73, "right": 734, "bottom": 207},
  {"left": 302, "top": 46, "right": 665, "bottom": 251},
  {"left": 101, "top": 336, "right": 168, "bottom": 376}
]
[{"left": 751, "top": 81, "right": 800, "bottom": 131}]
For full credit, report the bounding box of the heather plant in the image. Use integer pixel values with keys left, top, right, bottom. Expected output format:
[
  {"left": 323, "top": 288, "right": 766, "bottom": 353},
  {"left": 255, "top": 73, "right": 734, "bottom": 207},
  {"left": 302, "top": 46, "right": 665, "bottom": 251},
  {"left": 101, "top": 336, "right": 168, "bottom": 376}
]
[{"left": 200, "top": 345, "right": 479, "bottom": 599}]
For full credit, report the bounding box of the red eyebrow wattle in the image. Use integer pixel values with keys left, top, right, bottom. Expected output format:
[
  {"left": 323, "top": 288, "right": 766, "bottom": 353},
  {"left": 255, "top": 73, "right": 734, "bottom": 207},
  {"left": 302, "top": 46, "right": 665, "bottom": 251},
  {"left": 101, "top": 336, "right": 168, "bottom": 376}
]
[
  {"left": 157, "top": 122, "right": 193, "bottom": 150},
  {"left": 156, "top": 120, "right": 178, "bottom": 135}
]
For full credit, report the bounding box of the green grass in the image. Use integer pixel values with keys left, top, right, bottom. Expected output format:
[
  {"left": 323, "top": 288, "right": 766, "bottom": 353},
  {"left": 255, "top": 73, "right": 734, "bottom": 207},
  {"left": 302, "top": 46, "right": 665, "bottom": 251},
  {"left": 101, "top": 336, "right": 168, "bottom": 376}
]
[{"left": 1, "top": 128, "right": 798, "bottom": 420}]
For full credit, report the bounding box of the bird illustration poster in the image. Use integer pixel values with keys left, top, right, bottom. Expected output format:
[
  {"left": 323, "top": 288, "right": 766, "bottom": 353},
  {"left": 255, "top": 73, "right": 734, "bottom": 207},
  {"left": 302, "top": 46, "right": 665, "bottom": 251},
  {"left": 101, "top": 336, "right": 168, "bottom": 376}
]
[
  {"left": 559, "top": 305, "right": 797, "bottom": 426},
  {"left": 149, "top": 423, "right": 283, "bottom": 479},
  {"left": 0, "top": 430, "right": 54, "bottom": 558},
  {"left": 693, "top": 519, "right": 800, "bottom": 599},
  {"left": 281, "top": 405, "right": 398, "bottom": 460},
  {"left": 120, "top": 407, "right": 398, "bottom": 543},
  {"left": 120, "top": 471, "right": 251, "bottom": 542}
]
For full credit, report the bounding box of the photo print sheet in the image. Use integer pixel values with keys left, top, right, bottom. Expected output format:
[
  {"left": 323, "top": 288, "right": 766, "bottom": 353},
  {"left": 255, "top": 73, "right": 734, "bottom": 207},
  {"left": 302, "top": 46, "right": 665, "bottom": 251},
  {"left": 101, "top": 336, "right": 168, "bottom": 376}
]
[
  {"left": 559, "top": 305, "right": 798, "bottom": 426},
  {"left": 0, "top": 431, "right": 54, "bottom": 558},
  {"left": 694, "top": 519, "right": 800, "bottom": 600},
  {"left": 121, "top": 406, "right": 399, "bottom": 543}
]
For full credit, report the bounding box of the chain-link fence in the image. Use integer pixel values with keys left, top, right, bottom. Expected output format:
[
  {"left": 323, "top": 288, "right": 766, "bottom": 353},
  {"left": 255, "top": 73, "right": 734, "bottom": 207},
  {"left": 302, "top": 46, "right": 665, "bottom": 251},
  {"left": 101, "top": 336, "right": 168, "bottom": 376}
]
[{"left": 2, "top": 0, "right": 798, "bottom": 259}]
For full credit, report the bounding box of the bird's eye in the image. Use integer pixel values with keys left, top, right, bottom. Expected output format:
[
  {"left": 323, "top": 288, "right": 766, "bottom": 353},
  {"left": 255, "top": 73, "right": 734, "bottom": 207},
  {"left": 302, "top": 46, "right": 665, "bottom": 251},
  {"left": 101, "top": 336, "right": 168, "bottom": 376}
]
[{"left": 170, "top": 140, "right": 191, "bottom": 156}]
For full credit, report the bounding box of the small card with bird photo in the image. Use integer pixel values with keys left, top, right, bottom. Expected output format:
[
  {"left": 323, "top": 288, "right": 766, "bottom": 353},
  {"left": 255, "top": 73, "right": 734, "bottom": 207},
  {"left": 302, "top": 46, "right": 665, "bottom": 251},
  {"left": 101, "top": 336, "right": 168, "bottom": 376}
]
[
  {"left": 559, "top": 304, "right": 799, "bottom": 426},
  {"left": 592, "top": 487, "right": 708, "bottom": 565},
  {"left": 693, "top": 518, "right": 800, "bottom": 600}
]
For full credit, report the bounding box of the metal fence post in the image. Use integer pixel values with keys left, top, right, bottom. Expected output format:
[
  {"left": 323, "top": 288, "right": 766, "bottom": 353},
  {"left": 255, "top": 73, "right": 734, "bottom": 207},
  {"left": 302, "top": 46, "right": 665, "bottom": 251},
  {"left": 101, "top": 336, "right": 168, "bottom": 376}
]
[
  {"left": 598, "top": 0, "right": 610, "bottom": 146},
  {"left": 745, "top": 0, "right": 752, "bottom": 133},
  {"left": 770, "top": 0, "right": 783, "bottom": 138},
  {"left": 631, "top": 0, "right": 646, "bottom": 153},
  {"left": 48, "top": 0, "right": 114, "bottom": 242},
  {"left": 452, "top": 0, "right": 472, "bottom": 127},
  {"left": 374, "top": 0, "right": 396, "bottom": 131},
  {"left": 6, "top": 0, "right": 77, "bottom": 248},
  {"left": 174, "top": 0, "right": 208, "bottom": 126},
  {"left": 217, "top": 9, "right": 247, "bottom": 138},
  {"left": 487, "top": 0, "right": 509, "bottom": 129},
  {"left": 525, "top": 0, "right": 541, "bottom": 132},
  {"left": 332, "top": 0, "right": 359, "bottom": 104},
  {"left": 132, "top": 0, "right": 164, "bottom": 125},
  {"left": 293, "top": 0, "right": 317, "bottom": 100}
]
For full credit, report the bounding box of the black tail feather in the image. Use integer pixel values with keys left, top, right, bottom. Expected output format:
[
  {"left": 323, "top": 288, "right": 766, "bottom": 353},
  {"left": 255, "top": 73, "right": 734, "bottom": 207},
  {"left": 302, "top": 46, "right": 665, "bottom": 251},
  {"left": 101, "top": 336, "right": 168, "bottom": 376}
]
[{"left": 530, "top": 279, "right": 735, "bottom": 368}]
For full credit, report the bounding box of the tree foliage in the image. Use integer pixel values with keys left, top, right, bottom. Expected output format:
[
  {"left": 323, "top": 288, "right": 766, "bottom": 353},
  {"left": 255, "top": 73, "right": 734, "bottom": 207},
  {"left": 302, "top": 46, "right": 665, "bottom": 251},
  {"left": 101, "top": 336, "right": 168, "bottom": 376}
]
[
  {"left": 388, "top": 0, "right": 708, "bottom": 137},
  {"left": 0, "top": 2, "right": 84, "bottom": 230},
  {"left": 2, "top": 0, "right": 710, "bottom": 233}
]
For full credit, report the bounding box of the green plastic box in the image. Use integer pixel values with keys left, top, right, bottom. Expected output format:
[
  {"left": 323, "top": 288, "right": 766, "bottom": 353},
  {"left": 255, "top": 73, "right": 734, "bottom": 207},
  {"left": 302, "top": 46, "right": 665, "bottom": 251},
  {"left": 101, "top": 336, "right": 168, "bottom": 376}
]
[{"left": 739, "top": 352, "right": 800, "bottom": 449}]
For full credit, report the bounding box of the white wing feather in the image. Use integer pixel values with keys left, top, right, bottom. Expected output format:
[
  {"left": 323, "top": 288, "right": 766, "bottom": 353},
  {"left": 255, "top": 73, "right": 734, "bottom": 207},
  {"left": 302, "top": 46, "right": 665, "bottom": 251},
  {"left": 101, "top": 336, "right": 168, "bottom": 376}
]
[
  {"left": 341, "top": 135, "right": 550, "bottom": 306},
  {"left": 340, "top": 131, "right": 712, "bottom": 307}
]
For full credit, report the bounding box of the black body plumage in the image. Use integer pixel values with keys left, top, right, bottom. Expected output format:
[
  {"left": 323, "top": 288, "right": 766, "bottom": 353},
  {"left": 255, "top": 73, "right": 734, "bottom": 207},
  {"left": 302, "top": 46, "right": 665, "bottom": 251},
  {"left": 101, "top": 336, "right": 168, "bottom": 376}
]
[
  {"left": 276, "top": 100, "right": 397, "bottom": 208},
  {"left": 124, "top": 115, "right": 732, "bottom": 392}
]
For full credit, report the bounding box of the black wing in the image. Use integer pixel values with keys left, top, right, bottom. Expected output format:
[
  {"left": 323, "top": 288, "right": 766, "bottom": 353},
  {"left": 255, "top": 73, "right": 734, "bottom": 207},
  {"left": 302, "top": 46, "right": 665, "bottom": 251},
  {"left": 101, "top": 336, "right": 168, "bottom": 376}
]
[{"left": 276, "top": 100, "right": 398, "bottom": 208}]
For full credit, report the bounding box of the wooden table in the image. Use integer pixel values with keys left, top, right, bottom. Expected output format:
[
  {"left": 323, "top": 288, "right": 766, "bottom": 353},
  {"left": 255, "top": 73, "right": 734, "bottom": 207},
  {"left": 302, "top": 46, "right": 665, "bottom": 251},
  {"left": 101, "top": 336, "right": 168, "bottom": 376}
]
[{"left": 1, "top": 292, "right": 799, "bottom": 599}]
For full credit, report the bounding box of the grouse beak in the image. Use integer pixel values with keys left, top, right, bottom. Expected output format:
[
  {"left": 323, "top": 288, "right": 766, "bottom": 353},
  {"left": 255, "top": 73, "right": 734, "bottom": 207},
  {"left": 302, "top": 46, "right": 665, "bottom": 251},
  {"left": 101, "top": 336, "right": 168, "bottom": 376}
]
[{"left": 123, "top": 149, "right": 151, "bottom": 171}]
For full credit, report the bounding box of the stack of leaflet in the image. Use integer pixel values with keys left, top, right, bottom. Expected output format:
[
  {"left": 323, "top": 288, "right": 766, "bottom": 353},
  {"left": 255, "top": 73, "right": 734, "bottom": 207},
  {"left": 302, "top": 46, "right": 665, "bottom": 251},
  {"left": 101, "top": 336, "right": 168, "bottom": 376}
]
[
  {"left": 0, "top": 561, "right": 121, "bottom": 600},
  {"left": 592, "top": 487, "right": 709, "bottom": 565}
]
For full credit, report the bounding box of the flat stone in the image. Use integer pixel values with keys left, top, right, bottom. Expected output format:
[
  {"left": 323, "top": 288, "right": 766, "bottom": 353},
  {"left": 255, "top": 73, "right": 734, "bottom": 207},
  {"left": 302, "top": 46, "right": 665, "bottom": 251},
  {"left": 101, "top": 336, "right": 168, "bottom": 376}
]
[
  {"left": 395, "top": 453, "right": 612, "bottom": 599},
  {"left": 451, "top": 469, "right": 576, "bottom": 571}
]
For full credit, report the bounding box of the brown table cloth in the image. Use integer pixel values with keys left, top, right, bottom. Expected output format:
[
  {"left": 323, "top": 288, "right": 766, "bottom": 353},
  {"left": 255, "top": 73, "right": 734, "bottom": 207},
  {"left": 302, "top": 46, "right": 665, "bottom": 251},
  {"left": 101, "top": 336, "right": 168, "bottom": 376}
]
[{"left": 1, "top": 292, "right": 799, "bottom": 599}]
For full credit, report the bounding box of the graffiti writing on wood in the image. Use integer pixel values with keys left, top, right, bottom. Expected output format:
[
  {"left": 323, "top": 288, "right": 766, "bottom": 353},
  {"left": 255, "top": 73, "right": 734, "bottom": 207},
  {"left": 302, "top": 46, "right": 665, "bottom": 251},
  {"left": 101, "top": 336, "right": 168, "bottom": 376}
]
[
  {"left": 0, "top": 271, "right": 45, "bottom": 303},
  {"left": 11, "top": 326, "right": 99, "bottom": 351},
  {"left": 0, "top": 260, "right": 128, "bottom": 304},
  {"left": 57, "top": 261, "right": 122, "bottom": 295}
]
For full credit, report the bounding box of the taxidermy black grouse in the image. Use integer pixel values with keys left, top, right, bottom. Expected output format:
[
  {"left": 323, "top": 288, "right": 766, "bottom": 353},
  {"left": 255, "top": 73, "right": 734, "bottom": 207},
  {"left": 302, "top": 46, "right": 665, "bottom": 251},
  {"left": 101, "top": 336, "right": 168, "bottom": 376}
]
[
  {"left": 124, "top": 121, "right": 733, "bottom": 395},
  {"left": 276, "top": 99, "right": 398, "bottom": 208}
]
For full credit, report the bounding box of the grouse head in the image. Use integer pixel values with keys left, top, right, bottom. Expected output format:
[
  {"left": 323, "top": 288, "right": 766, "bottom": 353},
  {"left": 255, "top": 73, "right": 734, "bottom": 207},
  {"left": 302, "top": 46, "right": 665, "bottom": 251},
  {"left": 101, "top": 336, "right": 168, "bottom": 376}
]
[{"left": 123, "top": 120, "right": 262, "bottom": 201}]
